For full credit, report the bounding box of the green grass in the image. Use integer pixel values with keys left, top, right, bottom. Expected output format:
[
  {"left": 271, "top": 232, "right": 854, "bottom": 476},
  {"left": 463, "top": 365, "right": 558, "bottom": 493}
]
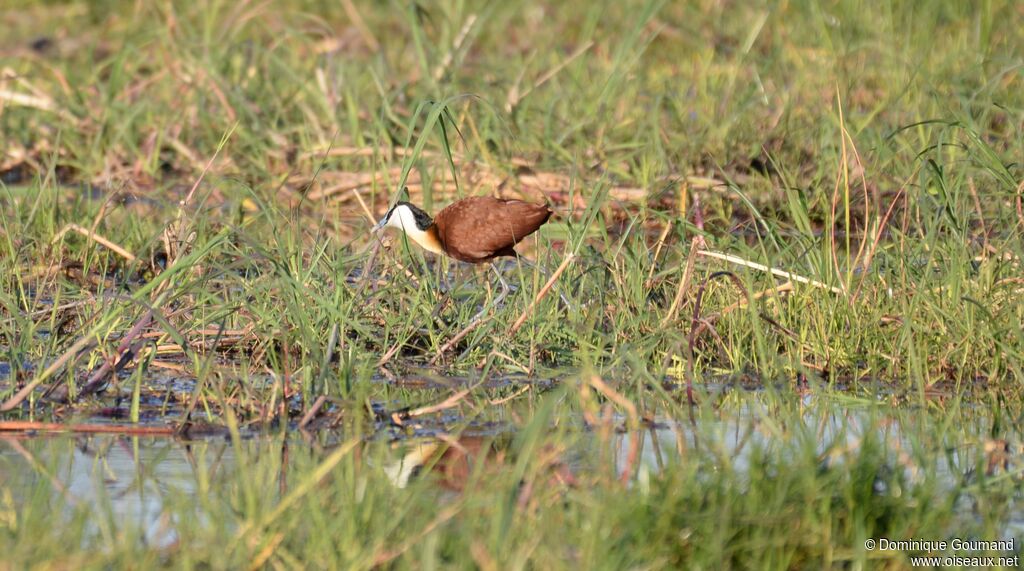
[
  {"left": 2, "top": 392, "right": 1020, "bottom": 569},
  {"left": 0, "top": 0, "right": 1023, "bottom": 568}
]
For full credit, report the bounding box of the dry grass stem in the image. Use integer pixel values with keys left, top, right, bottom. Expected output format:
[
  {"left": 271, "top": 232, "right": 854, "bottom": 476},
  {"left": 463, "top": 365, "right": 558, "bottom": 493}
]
[
  {"left": 697, "top": 250, "right": 844, "bottom": 294},
  {"left": 431, "top": 316, "right": 492, "bottom": 364},
  {"left": 661, "top": 237, "right": 702, "bottom": 327},
  {"left": 509, "top": 253, "right": 575, "bottom": 335},
  {"left": 52, "top": 223, "right": 137, "bottom": 261}
]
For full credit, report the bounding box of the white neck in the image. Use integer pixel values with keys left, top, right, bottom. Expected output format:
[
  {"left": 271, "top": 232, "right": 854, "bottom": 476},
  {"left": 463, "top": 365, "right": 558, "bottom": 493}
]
[{"left": 386, "top": 205, "right": 444, "bottom": 255}]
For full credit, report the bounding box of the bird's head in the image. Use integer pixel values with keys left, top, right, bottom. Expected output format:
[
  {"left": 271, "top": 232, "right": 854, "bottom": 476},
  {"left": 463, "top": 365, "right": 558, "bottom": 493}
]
[
  {"left": 372, "top": 201, "right": 433, "bottom": 234},
  {"left": 372, "top": 201, "right": 445, "bottom": 255}
]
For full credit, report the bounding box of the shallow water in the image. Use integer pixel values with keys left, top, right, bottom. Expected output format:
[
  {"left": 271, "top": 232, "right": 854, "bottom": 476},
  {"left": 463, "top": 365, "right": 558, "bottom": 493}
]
[{"left": 2, "top": 392, "right": 1022, "bottom": 550}]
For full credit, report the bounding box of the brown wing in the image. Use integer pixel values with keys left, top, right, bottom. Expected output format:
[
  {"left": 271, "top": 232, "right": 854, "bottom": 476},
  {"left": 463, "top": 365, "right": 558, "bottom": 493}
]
[{"left": 434, "top": 196, "right": 552, "bottom": 263}]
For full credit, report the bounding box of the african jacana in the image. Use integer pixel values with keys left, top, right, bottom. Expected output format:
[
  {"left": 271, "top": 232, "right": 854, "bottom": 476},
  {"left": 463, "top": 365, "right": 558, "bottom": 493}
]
[
  {"left": 372, "top": 196, "right": 554, "bottom": 309},
  {"left": 384, "top": 436, "right": 576, "bottom": 490},
  {"left": 372, "top": 196, "right": 552, "bottom": 262}
]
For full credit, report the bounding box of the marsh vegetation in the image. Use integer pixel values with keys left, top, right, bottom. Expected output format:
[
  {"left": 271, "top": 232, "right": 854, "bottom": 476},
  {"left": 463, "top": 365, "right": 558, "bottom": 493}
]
[{"left": 1, "top": 0, "right": 1022, "bottom": 568}]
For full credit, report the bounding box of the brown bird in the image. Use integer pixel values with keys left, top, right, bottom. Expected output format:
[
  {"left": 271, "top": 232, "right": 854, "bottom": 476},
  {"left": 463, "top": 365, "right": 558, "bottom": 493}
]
[
  {"left": 372, "top": 196, "right": 552, "bottom": 263},
  {"left": 384, "top": 436, "right": 576, "bottom": 491}
]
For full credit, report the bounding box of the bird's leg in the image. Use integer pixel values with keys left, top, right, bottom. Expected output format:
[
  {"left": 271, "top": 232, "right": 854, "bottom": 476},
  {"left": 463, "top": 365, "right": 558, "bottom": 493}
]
[
  {"left": 438, "top": 257, "right": 452, "bottom": 294},
  {"left": 431, "top": 261, "right": 463, "bottom": 320},
  {"left": 482, "top": 264, "right": 493, "bottom": 301},
  {"left": 467, "top": 263, "right": 511, "bottom": 322},
  {"left": 513, "top": 257, "right": 574, "bottom": 310},
  {"left": 490, "top": 263, "right": 511, "bottom": 307}
]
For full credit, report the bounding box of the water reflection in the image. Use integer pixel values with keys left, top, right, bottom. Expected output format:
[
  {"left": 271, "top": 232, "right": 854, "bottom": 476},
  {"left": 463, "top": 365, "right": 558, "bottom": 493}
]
[
  {"left": 1, "top": 396, "right": 1022, "bottom": 547},
  {"left": 0, "top": 433, "right": 233, "bottom": 548},
  {"left": 384, "top": 435, "right": 576, "bottom": 491}
]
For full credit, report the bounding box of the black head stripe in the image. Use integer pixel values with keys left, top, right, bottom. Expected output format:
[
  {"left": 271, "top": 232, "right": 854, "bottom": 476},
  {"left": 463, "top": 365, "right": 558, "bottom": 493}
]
[{"left": 395, "top": 201, "right": 434, "bottom": 230}]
